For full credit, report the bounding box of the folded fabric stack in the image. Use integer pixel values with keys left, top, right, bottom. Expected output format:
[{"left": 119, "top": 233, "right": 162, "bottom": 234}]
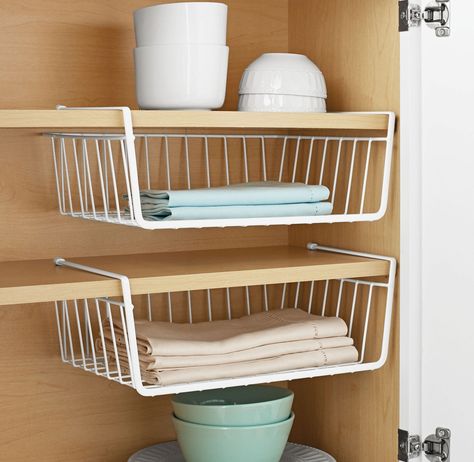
[
  {"left": 97, "top": 308, "right": 358, "bottom": 386},
  {"left": 129, "top": 181, "right": 333, "bottom": 221}
]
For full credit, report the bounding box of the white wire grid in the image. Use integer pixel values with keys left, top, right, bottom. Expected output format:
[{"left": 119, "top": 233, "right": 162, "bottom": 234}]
[
  {"left": 48, "top": 107, "right": 395, "bottom": 229},
  {"left": 53, "top": 245, "right": 396, "bottom": 397}
]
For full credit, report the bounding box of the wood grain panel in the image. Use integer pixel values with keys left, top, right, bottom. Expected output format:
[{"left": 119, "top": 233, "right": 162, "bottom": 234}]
[
  {"left": 287, "top": 1, "right": 400, "bottom": 462},
  {"left": 0, "top": 246, "right": 390, "bottom": 305},
  {"left": 0, "top": 1, "right": 289, "bottom": 461}
]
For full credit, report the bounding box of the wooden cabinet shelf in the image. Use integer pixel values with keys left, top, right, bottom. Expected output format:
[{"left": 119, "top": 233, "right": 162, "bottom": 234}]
[
  {"left": 0, "top": 109, "right": 390, "bottom": 130},
  {"left": 0, "top": 245, "right": 390, "bottom": 306}
]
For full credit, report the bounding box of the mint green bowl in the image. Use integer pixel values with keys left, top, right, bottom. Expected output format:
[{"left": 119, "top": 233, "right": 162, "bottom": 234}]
[
  {"left": 171, "top": 385, "right": 294, "bottom": 426},
  {"left": 172, "top": 412, "right": 295, "bottom": 462}
]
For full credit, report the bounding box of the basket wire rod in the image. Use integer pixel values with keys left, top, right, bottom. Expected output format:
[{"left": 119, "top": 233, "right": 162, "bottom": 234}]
[
  {"left": 144, "top": 136, "right": 151, "bottom": 189},
  {"left": 94, "top": 140, "right": 109, "bottom": 221},
  {"left": 359, "top": 285, "right": 374, "bottom": 363},
  {"left": 321, "top": 280, "right": 329, "bottom": 316},
  {"left": 54, "top": 301, "right": 66, "bottom": 362},
  {"left": 291, "top": 136, "right": 302, "bottom": 183},
  {"left": 119, "top": 139, "right": 134, "bottom": 221},
  {"left": 167, "top": 292, "right": 173, "bottom": 322},
  {"left": 63, "top": 301, "right": 76, "bottom": 367},
  {"left": 260, "top": 137, "right": 267, "bottom": 181},
  {"left": 223, "top": 137, "right": 230, "bottom": 185},
  {"left": 60, "top": 138, "right": 75, "bottom": 216},
  {"left": 204, "top": 137, "right": 211, "bottom": 187},
  {"left": 307, "top": 280, "right": 315, "bottom": 313},
  {"left": 278, "top": 137, "right": 288, "bottom": 182},
  {"left": 51, "top": 138, "right": 64, "bottom": 214},
  {"left": 348, "top": 282, "right": 359, "bottom": 337},
  {"left": 82, "top": 299, "right": 90, "bottom": 357},
  {"left": 84, "top": 299, "right": 98, "bottom": 373},
  {"left": 147, "top": 294, "right": 153, "bottom": 321},
  {"left": 319, "top": 139, "right": 329, "bottom": 185},
  {"left": 59, "top": 138, "right": 65, "bottom": 212},
  {"left": 54, "top": 255, "right": 143, "bottom": 391},
  {"left": 336, "top": 280, "right": 344, "bottom": 317},
  {"left": 294, "top": 282, "right": 301, "bottom": 308},
  {"left": 187, "top": 291, "right": 193, "bottom": 323},
  {"left": 82, "top": 144, "right": 88, "bottom": 212},
  {"left": 95, "top": 299, "right": 110, "bottom": 378},
  {"left": 118, "top": 304, "right": 134, "bottom": 386},
  {"left": 377, "top": 112, "right": 396, "bottom": 218},
  {"left": 280, "top": 283, "right": 287, "bottom": 309},
  {"left": 263, "top": 285, "right": 269, "bottom": 311},
  {"left": 340, "top": 277, "right": 388, "bottom": 288},
  {"left": 242, "top": 137, "right": 249, "bottom": 183},
  {"left": 226, "top": 287, "right": 232, "bottom": 319},
  {"left": 164, "top": 136, "right": 171, "bottom": 190},
  {"left": 102, "top": 139, "right": 110, "bottom": 211},
  {"left": 82, "top": 139, "right": 97, "bottom": 219},
  {"left": 106, "top": 140, "right": 122, "bottom": 222},
  {"left": 185, "top": 137, "right": 191, "bottom": 189},
  {"left": 245, "top": 286, "right": 251, "bottom": 315},
  {"left": 207, "top": 289, "right": 213, "bottom": 321},
  {"left": 106, "top": 301, "right": 123, "bottom": 383},
  {"left": 304, "top": 138, "right": 315, "bottom": 185},
  {"left": 344, "top": 140, "right": 358, "bottom": 214},
  {"left": 359, "top": 140, "right": 373, "bottom": 214},
  {"left": 330, "top": 139, "right": 343, "bottom": 206},
  {"left": 71, "top": 139, "right": 85, "bottom": 216}
]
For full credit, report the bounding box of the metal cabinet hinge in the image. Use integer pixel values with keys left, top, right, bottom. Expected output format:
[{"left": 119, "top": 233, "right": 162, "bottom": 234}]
[
  {"left": 399, "top": 428, "right": 451, "bottom": 462},
  {"left": 399, "top": 0, "right": 451, "bottom": 37}
]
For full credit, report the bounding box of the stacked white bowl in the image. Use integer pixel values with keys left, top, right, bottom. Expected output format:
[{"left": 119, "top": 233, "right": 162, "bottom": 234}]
[
  {"left": 134, "top": 2, "right": 229, "bottom": 110},
  {"left": 238, "top": 53, "right": 327, "bottom": 112}
]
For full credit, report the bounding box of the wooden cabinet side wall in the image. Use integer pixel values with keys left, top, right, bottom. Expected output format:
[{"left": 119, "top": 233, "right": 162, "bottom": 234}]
[{"left": 287, "top": 1, "right": 400, "bottom": 461}]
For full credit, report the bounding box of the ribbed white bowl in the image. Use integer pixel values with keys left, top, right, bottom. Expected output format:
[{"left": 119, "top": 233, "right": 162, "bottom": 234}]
[
  {"left": 238, "top": 94, "right": 327, "bottom": 113},
  {"left": 239, "top": 53, "right": 327, "bottom": 98}
]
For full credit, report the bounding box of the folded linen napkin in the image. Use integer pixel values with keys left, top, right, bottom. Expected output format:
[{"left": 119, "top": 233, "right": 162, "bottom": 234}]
[
  {"left": 121, "top": 346, "right": 359, "bottom": 385},
  {"left": 137, "top": 182, "right": 330, "bottom": 208},
  {"left": 140, "top": 202, "right": 333, "bottom": 221},
  {"left": 103, "top": 308, "right": 348, "bottom": 356},
  {"left": 98, "top": 336, "right": 355, "bottom": 370}
]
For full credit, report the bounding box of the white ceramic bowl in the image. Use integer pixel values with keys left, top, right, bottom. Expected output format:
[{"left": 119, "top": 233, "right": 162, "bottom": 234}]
[
  {"left": 134, "top": 2, "right": 228, "bottom": 47},
  {"left": 238, "top": 94, "right": 326, "bottom": 112},
  {"left": 134, "top": 45, "right": 229, "bottom": 110},
  {"left": 239, "top": 53, "right": 327, "bottom": 98}
]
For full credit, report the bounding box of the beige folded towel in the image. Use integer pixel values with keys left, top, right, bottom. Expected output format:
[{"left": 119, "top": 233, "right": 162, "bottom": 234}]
[
  {"left": 99, "top": 336, "right": 354, "bottom": 370},
  {"left": 125, "top": 346, "right": 359, "bottom": 385},
  {"left": 104, "top": 308, "right": 348, "bottom": 356}
]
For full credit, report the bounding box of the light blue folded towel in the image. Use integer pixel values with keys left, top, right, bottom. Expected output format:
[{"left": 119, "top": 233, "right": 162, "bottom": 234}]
[
  {"left": 141, "top": 202, "right": 334, "bottom": 221},
  {"left": 137, "top": 181, "right": 330, "bottom": 208}
]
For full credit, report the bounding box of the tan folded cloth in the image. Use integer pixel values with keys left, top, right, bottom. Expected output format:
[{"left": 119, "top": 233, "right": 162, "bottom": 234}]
[
  {"left": 99, "top": 336, "right": 354, "bottom": 370},
  {"left": 125, "top": 346, "right": 359, "bottom": 385},
  {"left": 104, "top": 308, "right": 348, "bottom": 356}
]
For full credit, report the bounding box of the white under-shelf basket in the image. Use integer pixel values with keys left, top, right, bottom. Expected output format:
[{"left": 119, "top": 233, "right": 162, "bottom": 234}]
[
  {"left": 53, "top": 245, "right": 396, "bottom": 397},
  {"left": 47, "top": 107, "right": 395, "bottom": 229}
]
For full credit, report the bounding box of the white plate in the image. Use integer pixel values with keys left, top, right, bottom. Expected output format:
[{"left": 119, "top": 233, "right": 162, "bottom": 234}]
[{"left": 128, "top": 441, "right": 336, "bottom": 462}]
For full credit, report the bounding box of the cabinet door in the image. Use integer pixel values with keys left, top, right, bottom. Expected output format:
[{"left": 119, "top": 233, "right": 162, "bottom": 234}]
[{"left": 400, "top": 1, "right": 474, "bottom": 459}]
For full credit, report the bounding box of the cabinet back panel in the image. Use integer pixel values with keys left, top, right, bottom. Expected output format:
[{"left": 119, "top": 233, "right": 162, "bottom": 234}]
[
  {"left": 0, "top": 1, "right": 288, "bottom": 461},
  {"left": 288, "top": 1, "right": 400, "bottom": 461}
]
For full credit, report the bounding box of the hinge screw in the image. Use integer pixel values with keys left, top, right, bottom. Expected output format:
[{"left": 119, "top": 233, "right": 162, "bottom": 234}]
[
  {"left": 413, "top": 442, "right": 421, "bottom": 451},
  {"left": 438, "top": 429, "right": 446, "bottom": 437}
]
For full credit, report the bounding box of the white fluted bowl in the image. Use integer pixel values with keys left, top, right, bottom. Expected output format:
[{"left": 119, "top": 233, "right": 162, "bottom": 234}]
[
  {"left": 239, "top": 53, "right": 327, "bottom": 98},
  {"left": 238, "top": 94, "right": 326, "bottom": 113}
]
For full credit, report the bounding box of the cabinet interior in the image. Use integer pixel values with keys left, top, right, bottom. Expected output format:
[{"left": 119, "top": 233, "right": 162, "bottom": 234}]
[{"left": 0, "top": 1, "right": 399, "bottom": 461}]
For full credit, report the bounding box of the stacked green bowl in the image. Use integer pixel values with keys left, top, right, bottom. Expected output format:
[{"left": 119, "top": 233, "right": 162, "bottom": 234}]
[{"left": 171, "top": 385, "right": 295, "bottom": 462}]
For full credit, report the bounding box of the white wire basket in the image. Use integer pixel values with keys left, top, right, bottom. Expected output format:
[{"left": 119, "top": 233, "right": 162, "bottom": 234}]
[
  {"left": 53, "top": 245, "right": 396, "bottom": 397},
  {"left": 47, "top": 107, "right": 395, "bottom": 229}
]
